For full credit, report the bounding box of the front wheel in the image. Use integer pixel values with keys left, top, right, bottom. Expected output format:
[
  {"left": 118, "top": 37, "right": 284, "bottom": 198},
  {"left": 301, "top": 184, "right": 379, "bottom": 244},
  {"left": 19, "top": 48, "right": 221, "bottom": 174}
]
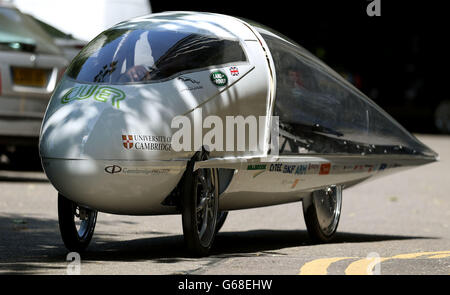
[
  {"left": 302, "top": 185, "right": 342, "bottom": 243},
  {"left": 181, "top": 152, "right": 219, "bottom": 256},
  {"left": 58, "top": 194, "right": 97, "bottom": 252}
]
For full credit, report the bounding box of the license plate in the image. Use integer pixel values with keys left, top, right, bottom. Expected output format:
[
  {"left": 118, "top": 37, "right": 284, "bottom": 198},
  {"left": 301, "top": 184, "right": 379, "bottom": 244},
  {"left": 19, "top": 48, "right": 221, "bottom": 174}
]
[{"left": 12, "top": 67, "right": 48, "bottom": 87}]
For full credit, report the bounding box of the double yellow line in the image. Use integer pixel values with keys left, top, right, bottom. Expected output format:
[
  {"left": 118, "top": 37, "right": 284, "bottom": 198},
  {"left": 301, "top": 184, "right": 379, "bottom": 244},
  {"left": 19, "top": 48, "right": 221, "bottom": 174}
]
[{"left": 299, "top": 250, "right": 450, "bottom": 275}]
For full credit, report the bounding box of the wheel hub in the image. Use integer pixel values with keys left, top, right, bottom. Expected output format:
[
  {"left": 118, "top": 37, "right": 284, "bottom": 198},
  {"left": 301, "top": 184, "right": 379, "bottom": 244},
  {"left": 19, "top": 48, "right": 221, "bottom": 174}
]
[{"left": 313, "top": 185, "right": 342, "bottom": 236}]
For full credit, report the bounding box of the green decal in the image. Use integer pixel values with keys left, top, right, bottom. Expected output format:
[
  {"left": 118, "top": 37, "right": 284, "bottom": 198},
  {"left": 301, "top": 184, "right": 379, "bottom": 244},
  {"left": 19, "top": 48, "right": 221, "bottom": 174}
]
[
  {"left": 210, "top": 71, "right": 228, "bottom": 87},
  {"left": 94, "top": 87, "right": 126, "bottom": 108},
  {"left": 60, "top": 85, "right": 125, "bottom": 109},
  {"left": 77, "top": 85, "right": 98, "bottom": 100},
  {"left": 247, "top": 164, "right": 267, "bottom": 170},
  {"left": 61, "top": 87, "right": 78, "bottom": 104}
]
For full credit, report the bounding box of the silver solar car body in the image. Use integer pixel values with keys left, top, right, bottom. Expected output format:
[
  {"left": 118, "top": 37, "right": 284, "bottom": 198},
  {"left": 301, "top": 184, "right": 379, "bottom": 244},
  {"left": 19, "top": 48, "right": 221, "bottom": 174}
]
[{"left": 39, "top": 12, "right": 437, "bottom": 254}]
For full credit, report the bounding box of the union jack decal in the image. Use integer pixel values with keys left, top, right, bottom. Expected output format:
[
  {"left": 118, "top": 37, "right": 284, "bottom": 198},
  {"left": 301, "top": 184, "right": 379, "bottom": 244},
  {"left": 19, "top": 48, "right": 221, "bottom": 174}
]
[{"left": 229, "top": 66, "right": 239, "bottom": 76}]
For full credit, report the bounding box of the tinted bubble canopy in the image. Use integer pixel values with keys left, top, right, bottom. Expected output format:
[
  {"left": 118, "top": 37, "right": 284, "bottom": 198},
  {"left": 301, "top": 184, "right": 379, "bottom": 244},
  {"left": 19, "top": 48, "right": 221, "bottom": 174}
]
[{"left": 66, "top": 20, "right": 246, "bottom": 84}]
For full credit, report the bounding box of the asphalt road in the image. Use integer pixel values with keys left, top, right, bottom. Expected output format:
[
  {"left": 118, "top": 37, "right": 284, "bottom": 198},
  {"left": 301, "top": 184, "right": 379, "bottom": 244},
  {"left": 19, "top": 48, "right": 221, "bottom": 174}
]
[{"left": 0, "top": 135, "right": 449, "bottom": 275}]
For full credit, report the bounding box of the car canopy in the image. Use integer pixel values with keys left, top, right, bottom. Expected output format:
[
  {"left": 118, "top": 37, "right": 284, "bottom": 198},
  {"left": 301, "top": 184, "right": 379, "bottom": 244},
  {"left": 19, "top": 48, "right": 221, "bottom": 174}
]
[
  {"left": 253, "top": 24, "right": 436, "bottom": 159},
  {"left": 66, "top": 13, "right": 250, "bottom": 85}
]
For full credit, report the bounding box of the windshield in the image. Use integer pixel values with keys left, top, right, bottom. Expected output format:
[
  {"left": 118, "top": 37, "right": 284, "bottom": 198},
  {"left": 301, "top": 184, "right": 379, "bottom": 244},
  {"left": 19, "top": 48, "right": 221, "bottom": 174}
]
[
  {"left": 29, "top": 15, "right": 74, "bottom": 40},
  {"left": 0, "top": 7, "right": 61, "bottom": 54},
  {"left": 66, "top": 22, "right": 247, "bottom": 84}
]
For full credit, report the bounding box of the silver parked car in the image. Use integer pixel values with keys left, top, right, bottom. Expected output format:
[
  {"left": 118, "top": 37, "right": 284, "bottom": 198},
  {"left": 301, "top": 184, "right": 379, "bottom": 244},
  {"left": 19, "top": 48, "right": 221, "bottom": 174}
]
[
  {"left": 0, "top": 3, "right": 67, "bottom": 159},
  {"left": 27, "top": 14, "right": 87, "bottom": 62}
]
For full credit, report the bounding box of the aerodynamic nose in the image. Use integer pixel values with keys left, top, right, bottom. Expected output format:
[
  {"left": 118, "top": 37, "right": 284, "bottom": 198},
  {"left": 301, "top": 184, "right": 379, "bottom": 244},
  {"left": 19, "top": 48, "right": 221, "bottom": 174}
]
[{"left": 38, "top": 80, "right": 194, "bottom": 214}]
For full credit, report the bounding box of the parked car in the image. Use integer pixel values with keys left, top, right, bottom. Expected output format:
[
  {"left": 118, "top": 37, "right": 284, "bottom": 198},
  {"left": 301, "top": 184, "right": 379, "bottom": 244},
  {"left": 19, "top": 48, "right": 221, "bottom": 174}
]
[
  {"left": 27, "top": 14, "right": 87, "bottom": 62},
  {"left": 0, "top": 3, "right": 67, "bottom": 162}
]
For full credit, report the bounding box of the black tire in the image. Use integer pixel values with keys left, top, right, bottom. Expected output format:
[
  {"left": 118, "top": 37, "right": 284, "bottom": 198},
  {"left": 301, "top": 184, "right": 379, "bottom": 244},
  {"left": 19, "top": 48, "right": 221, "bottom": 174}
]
[
  {"left": 302, "top": 185, "right": 342, "bottom": 243},
  {"left": 181, "top": 152, "right": 219, "bottom": 256},
  {"left": 215, "top": 211, "right": 228, "bottom": 233},
  {"left": 58, "top": 193, "right": 97, "bottom": 252}
]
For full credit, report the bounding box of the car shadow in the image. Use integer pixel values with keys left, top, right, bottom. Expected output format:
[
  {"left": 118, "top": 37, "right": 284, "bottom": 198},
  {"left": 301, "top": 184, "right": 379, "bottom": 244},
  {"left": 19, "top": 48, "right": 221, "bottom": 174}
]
[
  {"left": 86, "top": 229, "right": 436, "bottom": 262},
  {"left": 0, "top": 213, "right": 439, "bottom": 274}
]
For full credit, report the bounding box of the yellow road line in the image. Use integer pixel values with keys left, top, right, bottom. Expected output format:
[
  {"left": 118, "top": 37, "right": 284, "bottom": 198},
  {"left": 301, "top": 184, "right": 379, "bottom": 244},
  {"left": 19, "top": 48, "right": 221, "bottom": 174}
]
[
  {"left": 427, "top": 253, "right": 450, "bottom": 259},
  {"left": 345, "top": 250, "right": 450, "bottom": 275},
  {"left": 391, "top": 250, "right": 450, "bottom": 259},
  {"left": 344, "top": 257, "right": 389, "bottom": 275},
  {"left": 299, "top": 257, "right": 354, "bottom": 275},
  {"left": 300, "top": 250, "right": 450, "bottom": 275}
]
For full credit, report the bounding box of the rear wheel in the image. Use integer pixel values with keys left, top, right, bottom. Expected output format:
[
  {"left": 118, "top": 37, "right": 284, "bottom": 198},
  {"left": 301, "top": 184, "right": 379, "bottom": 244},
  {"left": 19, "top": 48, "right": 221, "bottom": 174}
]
[
  {"left": 58, "top": 193, "right": 97, "bottom": 252},
  {"left": 302, "top": 185, "right": 342, "bottom": 243},
  {"left": 181, "top": 152, "right": 219, "bottom": 256}
]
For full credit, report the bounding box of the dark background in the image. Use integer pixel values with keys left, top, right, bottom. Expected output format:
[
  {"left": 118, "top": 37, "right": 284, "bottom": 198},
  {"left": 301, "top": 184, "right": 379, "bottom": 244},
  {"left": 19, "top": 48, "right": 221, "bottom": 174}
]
[{"left": 151, "top": 0, "right": 449, "bottom": 133}]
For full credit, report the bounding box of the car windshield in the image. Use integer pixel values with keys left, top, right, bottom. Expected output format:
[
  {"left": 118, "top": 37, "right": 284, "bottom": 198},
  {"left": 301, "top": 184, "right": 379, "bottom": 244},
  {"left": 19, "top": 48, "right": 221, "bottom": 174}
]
[
  {"left": 66, "top": 21, "right": 247, "bottom": 84},
  {"left": 28, "top": 15, "right": 74, "bottom": 40},
  {"left": 0, "top": 7, "right": 60, "bottom": 54}
]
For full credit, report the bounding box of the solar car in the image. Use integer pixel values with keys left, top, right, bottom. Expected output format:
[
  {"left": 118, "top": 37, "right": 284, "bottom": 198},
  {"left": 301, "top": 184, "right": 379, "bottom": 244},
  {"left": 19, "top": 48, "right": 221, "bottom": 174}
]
[{"left": 39, "top": 12, "right": 437, "bottom": 256}]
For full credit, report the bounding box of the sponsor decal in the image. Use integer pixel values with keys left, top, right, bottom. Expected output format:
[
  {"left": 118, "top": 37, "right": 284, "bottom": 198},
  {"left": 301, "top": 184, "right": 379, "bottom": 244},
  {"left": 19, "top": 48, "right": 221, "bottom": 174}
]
[
  {"left": 178, "top": 76, "right": 200, "bottom": 84},
  {"left": 122, "top": 135, "right": 133, "bottom": 149},
  {"left": 61, "top": 85, "right": 125, "bottom": 109},
  {"left": 282, "top": 164, "right": 296, "bottom": 174},
  {"left": 122, "top": 134, "right": 172, "bottom": 151},
  {"left": 178, "top": 76, "right": 203, "bottom": 92},
  {"left": 269, "top": 163, "right": 318, "bottom": 175},
  {"left": 105, "top": 165, "right": 122, "bottom": 174},
  {"left": 307, "top": 163, "right": 320, "bottom": 174},
  {"left": 319, "top": 163, "right": 331, "bottom": 175},
  {"left": 269, "top": 163, "right": 283, "bottom": 172},
  {"left": 104, "top": 165, "right": 171, "bottom": 176},
  {"left": 247, "top": 164, "right": 267, "bottom": 170},
  {"left": 210, "top": 71, "right": 228, "bottom": 86},
  {"left": 294, "top": 164, "right": 307, "bottom": 175},
  {"left": 267, "top": 163, "right": 334, "bottom": 175},
  {"left": 123, "top": 168, "right": 170, "bottom": 175},
  {"left": 229, "top": 66, "right": 239, "bottom": 76}
]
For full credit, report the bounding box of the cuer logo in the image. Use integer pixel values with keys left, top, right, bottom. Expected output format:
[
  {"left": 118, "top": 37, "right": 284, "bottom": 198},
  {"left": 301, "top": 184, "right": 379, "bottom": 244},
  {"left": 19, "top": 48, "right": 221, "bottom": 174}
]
[
  {"left": 122, "top": 135, "right": 133, "bottom": 149},
  {"left": 61, "top": 85, "right": 126, "bottom": 109},
  {"left": 210, "top": 71, "right": 228, "bottom": 86}
]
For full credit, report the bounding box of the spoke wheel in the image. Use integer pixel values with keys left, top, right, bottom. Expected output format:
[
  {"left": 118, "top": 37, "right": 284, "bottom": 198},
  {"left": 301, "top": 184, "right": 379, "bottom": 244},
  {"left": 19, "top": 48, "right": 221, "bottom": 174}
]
[
  {"left": 181, "top": 152, "right": 219, "bottom": 256},
  {"left": 58, "top": 193, "right": 97, "bottom": 252},
  {"left": 302, "top": 185, "right": 342, "bottom": 243}
]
